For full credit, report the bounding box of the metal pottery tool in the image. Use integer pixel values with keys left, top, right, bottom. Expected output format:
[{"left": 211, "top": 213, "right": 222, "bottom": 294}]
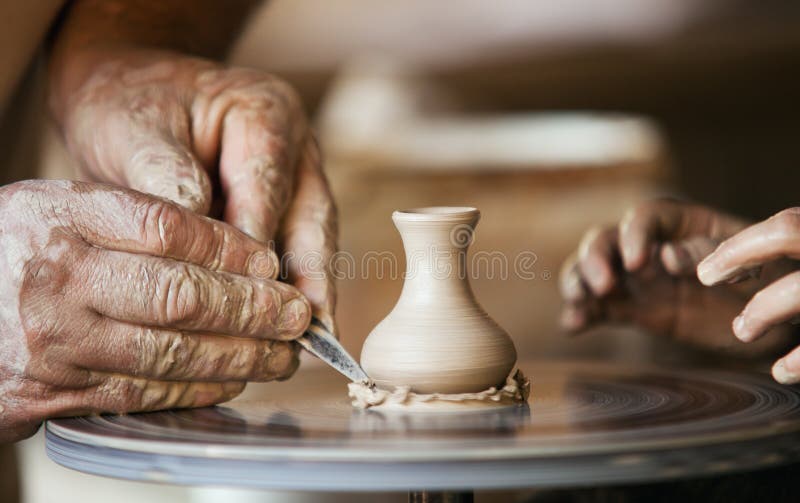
[{"left": 296, "top": 316, "right": 370, "bottom": 383}]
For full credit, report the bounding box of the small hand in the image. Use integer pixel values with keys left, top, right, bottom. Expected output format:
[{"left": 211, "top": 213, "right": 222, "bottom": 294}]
[
  {"left": 0, "top": 181, "right": 311, "bottom": 443},
  {"left": 698, "top": 208, "right": 800, "bottom": 383},
  {"left": 560, "top": 199, "right": 791, "bottom": 355}
]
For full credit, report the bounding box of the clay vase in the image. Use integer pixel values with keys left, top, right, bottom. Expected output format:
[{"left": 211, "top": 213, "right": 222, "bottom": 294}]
[{"left": 360, "top": 207, "right": 517, "bottom": 394}]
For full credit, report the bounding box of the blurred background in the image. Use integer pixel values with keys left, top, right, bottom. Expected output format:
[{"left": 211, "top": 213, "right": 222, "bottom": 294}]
[{"left": 11, "top": 0, "right": 800, "bottom": 501}]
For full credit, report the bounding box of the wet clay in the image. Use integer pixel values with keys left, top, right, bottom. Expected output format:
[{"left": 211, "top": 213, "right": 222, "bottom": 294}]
[
  {"left": 358, "top": 207, "right": 522, "bottom": 406},
  {"left": 349, "top": 369, "right": 529, "bottom": 412}
]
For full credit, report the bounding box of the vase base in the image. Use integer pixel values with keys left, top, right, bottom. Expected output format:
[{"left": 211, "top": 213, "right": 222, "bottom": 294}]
[{"left": 348, "top": 369, "right": 529, "bottom": 413}]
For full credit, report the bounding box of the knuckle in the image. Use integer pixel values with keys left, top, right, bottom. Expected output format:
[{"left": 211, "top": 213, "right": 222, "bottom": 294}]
[
  {"left": 134, "top": 327, "right": 162, "bottom": 376},
  {"left": 623, "top": 199, "right": 665, "bottom": 228},
  {"left": 559, "top": 257, "right": 577, "bottom": 282},
  {"left": 222, "top": 342, "right": 256, "bottom": 379},
  {"left": 135, "top": 328, "right": 201, "bottom": 378},
  {"left": 201, "top": 342, "right": 239, "bottom": 379},
  {"left": 578, "top": 226, "right": 605, "bottom": 257},
  {"left": 24, "top": 351, "right": 69, "bottom": 383},
  {"left": 786, "top": 273, "right": 800, "bottom": 297},
  {"left": 134, "top": 143, "right": 197, "bottom": 173},
  {"left": 139, "top": 381, "right": 176, "bottom": 410},
  {"left": 233, "top": 281, "right": 266, "bottom": 335},
  {"left": 234, "top": 281, "right": 280, "bottom": 336},
  {"left": 633, "top": 201, "right": 654, "bottom": 216},
  {"left": 24, "top": 236, "right": 83, "bottom": 293},
  {"left": 161, "top": 266, "right": 205, "bottom": 324},
  {"left": 166, "top": 332, "right": 201, "bottom": 376},
  {"left": 625, "top": 202, "right": 647, "bottom": 221},
  {"left": 264, "top": 76, "right": 302, "bottom": 109},
  {"left": 619, "top": 207, "right": 639, "bottom": 234},
  {"left": 772, "top": 209, "right": 800, "bottom": 238},
  {"left": 206, "top": 224, "right": 227, "bottom": 271},
  {"left": 95, "top": 377, "right": 145, "bottom": 413},
  {"left": 143, "top": 200, "right": 185, "bottom": 255}
]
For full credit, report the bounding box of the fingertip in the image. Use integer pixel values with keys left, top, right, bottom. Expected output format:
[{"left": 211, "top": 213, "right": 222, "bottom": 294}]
[
  {"left": 576, "top": 232, "right": 618, "bottom": 297},
  {"left": 560, "top": 304, "right": 588, "bottom": 333},
  {"left": 223, "top": 380, "right": 247, "bottom": 394},
  {"left": 276, "top": 296, "right": 312, "bottom": 340},
  {"left": 247, "top": 250, "right": 280, "bottom": 280},
  {"left": 696, "top": 257, "right": 718, "bottom": 286},
  {"left": 772, "top": 359, "right": 800, "bottom": 385},
  {"left": 171, "top": 178, "right": 213, "bottom": 215},
  {"left": 597, "top": 268, "right": 616, "bottom": 296},
  {"left": 732, "top": 314, "right": 753, "bottom": 342},
  {"left": 560, "top": 267, "right": 587, "bottom": 302},
  {"left": 621, "top": 240, "right": 645, "bottom": 272},
  {"left": 591, "top": 271, "right": 615, "bottom": 297},
  {"left": 131, "top": 146, "right": 213, "bottom": 215},
  {"left": 660, "top": 243, "right": 683, "bottom": 275},
  {"left": 618, "top": 214, "right": 643, "bottom": 271},
  {"left": 579, "top": 254, "right": 615, "bottom": 297}
]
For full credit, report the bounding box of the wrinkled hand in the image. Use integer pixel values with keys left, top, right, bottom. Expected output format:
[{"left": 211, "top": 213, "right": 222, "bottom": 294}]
[
  {"left": 0, "top": 181, "right": 311, "bottom": 443},
  {"left": 699, "top": 208, "right": 800, "bottom": 383},
  {"left": 53, "top": 48, "right": 337, "bottom": 329},
  {"left": 559, "top": 199, "right": 793, "bottom": 355}
]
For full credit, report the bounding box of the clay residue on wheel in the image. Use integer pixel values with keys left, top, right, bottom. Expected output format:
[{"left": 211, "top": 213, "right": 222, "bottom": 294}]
[{"left": 348, "top": 369, "right": 530, "bottom": 412}]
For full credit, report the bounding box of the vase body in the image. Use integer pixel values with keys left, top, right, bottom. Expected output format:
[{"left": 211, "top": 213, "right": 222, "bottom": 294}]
[{"left": 360, "top": 207, "right": 517, "bottom": 394}]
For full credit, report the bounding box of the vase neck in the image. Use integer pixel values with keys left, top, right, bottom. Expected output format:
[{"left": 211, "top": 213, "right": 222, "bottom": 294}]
[{"left": 392, "top": 208, "right": 479, "bottom": 305}]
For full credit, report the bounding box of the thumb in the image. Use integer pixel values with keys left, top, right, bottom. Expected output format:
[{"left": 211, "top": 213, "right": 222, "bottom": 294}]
[{"left": 124, "top": 133, "right": 213, "bottom": 215}]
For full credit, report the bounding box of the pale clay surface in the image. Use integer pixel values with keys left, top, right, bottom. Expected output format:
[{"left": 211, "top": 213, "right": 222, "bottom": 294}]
[
  {"left": 349, "top": 369, "right": 530, "bottom": 411},
  {"left": 359, "top": 207, "right": 519, "bottom": 399}
]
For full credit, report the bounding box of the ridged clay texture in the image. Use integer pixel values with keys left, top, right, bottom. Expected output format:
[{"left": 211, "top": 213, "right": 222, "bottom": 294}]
[{"left": 360, "top": 207, "right": 517, "bottom": 394}]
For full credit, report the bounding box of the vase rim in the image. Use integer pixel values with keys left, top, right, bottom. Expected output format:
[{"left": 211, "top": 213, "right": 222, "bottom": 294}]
[{"left": 393, "top": 206, "right": 479, "bottom": 221}]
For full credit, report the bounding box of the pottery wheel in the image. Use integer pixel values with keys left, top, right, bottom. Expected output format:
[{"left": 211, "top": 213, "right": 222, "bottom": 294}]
[{"left": 46, "top": 360, "right": 800, "bottom": 491}]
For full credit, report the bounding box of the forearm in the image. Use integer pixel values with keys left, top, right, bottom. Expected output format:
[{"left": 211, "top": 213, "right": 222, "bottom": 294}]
[{"left": 49, "top": 0, "right": 261, "bottom": 119}]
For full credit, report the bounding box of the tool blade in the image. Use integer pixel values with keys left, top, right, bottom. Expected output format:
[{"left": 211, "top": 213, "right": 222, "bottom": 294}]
[{"left": 296, "top": 317, "right": 370, "bottom": 383}]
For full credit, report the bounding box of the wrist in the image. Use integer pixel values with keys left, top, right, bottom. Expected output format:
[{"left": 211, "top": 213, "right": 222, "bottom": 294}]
[
  {"left": 47, "top": 0, "right": 260, "bottom": 123},
  {"left": 48, "top": 45, "right": 198, "bottom": 125},
  {"left": 49, "top": 44, "right": 121, "bottom": 125}
]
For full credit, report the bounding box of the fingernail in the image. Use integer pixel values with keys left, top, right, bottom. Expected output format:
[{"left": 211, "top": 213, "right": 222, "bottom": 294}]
[
  {"left": 696, "top": 258, "right": 717, "bottom": 285},
  {"left": 559, "top": 306, "right": 585, "bottom": 333},
  {"left": 773, "top": 359, "right": 799, "bottom": 385},
  {"left": 248, "top": 251, "right": 278, "bottom": 279},
  {"left": 277, "top": 297, "right": 311, "bottom": 337},
  {"left": 733, "top": 315, "right": 751, "bottom": 342}
]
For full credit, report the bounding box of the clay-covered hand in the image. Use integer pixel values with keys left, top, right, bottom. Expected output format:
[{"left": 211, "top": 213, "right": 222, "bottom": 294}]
[
  {"left": 698, "top": 208, "right": 800, "bottom": 383},
  {"left": 559, "top": 199, "right": 793, "bottom": 355},
  {"left": 52, "top": 48, "right": 337, "bottom": 331},
  {"left": 0, "top": 181, "right": 311, "bottom": 443}
]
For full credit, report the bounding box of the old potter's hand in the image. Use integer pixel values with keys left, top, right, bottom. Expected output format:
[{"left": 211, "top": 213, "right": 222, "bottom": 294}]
[
  {"left": 0, "top": 181, "right": 311, "bottom": 443},
  {"left": 51, "top": 48, "right": 338, "bottom": 332},
  {"left": 698, "top": 208, "right": 800, "bottom": 383},
  {"left": 559, "top": 199, "right": 793, "bottom": 357}
]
